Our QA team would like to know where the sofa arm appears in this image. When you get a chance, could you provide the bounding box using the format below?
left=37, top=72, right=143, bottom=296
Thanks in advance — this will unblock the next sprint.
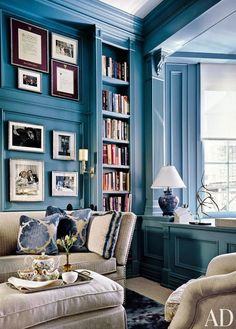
left=114, top=212, right=136, bottom=266
left=206, top=252, right=236, bottom=276
left=169, top=271, right=236, bottom=329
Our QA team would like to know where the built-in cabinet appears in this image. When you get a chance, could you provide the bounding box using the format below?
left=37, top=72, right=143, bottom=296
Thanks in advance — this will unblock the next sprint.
left=141, top=217, right=236, bottom=289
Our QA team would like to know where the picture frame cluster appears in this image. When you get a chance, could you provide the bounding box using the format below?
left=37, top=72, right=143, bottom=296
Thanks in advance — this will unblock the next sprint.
left=10, top=17, right=79, bottom=100
left=8, top=121, right=78, bottom=202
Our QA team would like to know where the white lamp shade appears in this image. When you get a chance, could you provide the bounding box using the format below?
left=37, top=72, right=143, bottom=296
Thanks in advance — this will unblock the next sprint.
left=151, top=165, right=186, bottom=189
left=79, top=149, right=88, bottom=161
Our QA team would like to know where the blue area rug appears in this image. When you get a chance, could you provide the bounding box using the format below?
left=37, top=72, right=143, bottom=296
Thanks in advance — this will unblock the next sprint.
left=125, top=289, right=170, bottom=329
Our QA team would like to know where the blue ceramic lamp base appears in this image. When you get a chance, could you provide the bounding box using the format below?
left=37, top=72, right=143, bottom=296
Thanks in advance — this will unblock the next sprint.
left=159, top=188, right=179, bottom=216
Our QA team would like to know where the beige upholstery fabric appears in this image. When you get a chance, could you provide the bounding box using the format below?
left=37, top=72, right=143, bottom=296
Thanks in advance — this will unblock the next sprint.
left=168, top=264, right=236, bottom=329
left=31, top=305, right=127, bottom=329
left=0, top=253, right=117, bottom=283
left=114, top=212, right=136, bottom=265
left=206, top=252, right=236, bottom=276
left=0, top=271, right=125, bottom=329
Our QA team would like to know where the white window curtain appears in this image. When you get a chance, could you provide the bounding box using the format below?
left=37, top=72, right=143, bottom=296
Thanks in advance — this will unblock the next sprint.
left=201, top=63, right=236, bottom=140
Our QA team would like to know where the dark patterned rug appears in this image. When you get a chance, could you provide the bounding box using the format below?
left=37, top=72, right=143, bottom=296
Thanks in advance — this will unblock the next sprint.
left=125, top=289, right=170, bottom=329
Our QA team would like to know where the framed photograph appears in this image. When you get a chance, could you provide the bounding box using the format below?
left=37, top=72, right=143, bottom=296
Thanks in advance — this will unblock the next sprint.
left=8, top=121, right=44, bottom=153
left=51, top=33, right=78, bottom=64
left=52, top=171, right=78, bottom=196
left=11, top=18, right=49, bottom=72
left=10, top=159, right=44, bottom=202
left=18, top=68, right=42, bottom=93
left=53, top=130, right=76, bottom=160
left=51, top=60, right=78, bottom=100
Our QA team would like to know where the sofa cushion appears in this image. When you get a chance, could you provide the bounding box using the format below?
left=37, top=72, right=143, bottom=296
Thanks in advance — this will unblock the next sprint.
left=46, top=206, right=92, bottom=251
left=0, top=253, right=117, bottom=284
left=87, top=211, right=122, bottom=259
left=16, top=214, right=60, bottom=255
left=0, top=271, right=124, bottom=329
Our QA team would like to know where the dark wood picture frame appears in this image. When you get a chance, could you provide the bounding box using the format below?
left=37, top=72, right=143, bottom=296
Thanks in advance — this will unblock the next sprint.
left=51, top=60, right=78, bottom=100
left=11, top=18, right=49, bottom=73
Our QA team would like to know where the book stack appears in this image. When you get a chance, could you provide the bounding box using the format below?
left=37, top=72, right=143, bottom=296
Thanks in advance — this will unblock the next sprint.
left=103, top=144, right=129, bottom=166
left=103, top=193, right=131, bottom=212
left=103, top=171, right=130, bottom=192
left=103, top=118, right=129, bottom=141
left=102, top=55, right=128, bottom=81
left=102, top=90, right=129, bottom=114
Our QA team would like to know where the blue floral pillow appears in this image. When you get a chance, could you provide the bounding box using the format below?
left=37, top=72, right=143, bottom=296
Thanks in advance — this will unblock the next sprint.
left=16, top=213, right=60, bottom=255
left=45, top=206, right=92, bottom=251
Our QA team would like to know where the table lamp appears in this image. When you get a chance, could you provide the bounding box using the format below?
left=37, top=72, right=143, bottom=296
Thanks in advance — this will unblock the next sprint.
left=151, top=165, right=186, bottom=216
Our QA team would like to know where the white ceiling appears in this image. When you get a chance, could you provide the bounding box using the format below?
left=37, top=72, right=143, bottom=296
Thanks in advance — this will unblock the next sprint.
left=98, top=0, right=164, bottom=18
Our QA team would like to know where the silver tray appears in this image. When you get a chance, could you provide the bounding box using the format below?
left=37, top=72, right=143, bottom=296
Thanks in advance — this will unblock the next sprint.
left=7, top=271, right=93, bottom=293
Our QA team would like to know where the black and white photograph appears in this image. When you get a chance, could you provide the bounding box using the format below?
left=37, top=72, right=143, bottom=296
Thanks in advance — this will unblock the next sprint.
left=8, top=121, right=44, bottom=153
left=51, top=33, right=78, bottom=64
left=53, top=130, right=76, bottom=160
left=10, top=159, right=44, bottom=201
left=52, top=171, right=78, bottom=196
left=18, top=68, right=42, bottom=93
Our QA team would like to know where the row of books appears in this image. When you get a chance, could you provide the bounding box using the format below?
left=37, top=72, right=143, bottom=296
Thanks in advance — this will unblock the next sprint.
left=103, top=194, right=132, bottom=212
left=103, top=171, right=130, bottom=192
left=102, top=90, right=130, bottom=114
left=103, top=144, right=129, bottom=166
left=102, top=55, right=128, bottom=81
left=103, top=118, right=129, bottom=141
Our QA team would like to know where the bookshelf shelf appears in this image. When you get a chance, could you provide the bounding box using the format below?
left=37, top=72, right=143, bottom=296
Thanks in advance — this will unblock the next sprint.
left=102, top=76, right=129, bottom=86
left=102, top=110, right=130, bottom=120
left=103, top=164, right=130, bottom=169
left=103, top=138, right=129, bottom=144
left=103, top=190, right=129, bottom=194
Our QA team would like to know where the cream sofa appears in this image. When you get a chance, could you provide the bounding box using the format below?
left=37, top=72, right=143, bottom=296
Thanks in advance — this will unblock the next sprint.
left=166, top=253, right=236, bottom=329
left=0, top=210, right=136, bottom=287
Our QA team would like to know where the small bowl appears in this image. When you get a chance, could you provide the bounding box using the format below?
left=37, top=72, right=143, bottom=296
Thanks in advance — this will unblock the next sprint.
left=18, top=268, right=35, bottom=280
left=62, top=271, right=78, bottom=284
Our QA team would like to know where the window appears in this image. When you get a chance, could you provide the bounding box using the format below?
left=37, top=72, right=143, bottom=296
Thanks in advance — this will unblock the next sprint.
left=201, top=64, right=236, bottom=213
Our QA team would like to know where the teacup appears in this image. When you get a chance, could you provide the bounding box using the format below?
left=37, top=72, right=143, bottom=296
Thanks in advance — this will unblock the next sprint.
left=62, top=271, right=78, bottom=284
left=18, top=268, right=35, bottom=280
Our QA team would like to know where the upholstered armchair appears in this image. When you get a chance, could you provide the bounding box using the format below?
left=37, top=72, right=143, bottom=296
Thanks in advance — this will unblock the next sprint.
left=165, top=253, right=236, bottom=329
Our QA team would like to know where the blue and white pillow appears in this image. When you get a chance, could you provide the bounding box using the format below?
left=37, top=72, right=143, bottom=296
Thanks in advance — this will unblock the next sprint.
left=87, top=211, right=122, bottom=259
left=16, top=213, right=60, bottom=255
left=46, top=206, right=92, bottom=251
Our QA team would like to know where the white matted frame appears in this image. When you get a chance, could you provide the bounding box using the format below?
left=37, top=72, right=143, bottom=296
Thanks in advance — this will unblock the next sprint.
left=8, top=121, right=44, bottom=153
left=53, top=130, right=76, bottom=160
left=10, top=159, right=44, bottom=202
left=18, top=68, right=42, bottom=93
left=52, top=171, right=78, bottom=196
left=51, top=33, right=78, bottom=64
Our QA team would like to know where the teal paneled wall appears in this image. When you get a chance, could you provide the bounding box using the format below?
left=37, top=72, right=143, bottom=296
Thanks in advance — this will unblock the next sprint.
left=0, top=0, right=145, bottom=213
left=165, top=63, right=199, bottom=213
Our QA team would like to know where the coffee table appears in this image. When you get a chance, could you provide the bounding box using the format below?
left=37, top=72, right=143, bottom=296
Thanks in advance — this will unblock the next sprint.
left=0, top=270, right=126, bottom=329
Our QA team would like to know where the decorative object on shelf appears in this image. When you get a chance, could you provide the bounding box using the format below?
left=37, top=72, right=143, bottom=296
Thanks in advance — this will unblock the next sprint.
left=51, top=171, right=78, bottom=196
left=192, top=172, right=219, bottom=225
left=79, top=149, right=94, bottom=176
left=51, top=32, right=78, bottom=65
left=10, top=159, right=44, bottom=202
left=53, top=130, right=76, bottom=160
left=51, top=60, right=78, bottom=100
left=8, top=121, right=44, bottom=153
left=10, top=18, right=49, bottom=72
left=56, top=235, right=77, bottom=272
left=151, top=165, right=186, bottom=216
left=18, top=68, right=42, bottom=93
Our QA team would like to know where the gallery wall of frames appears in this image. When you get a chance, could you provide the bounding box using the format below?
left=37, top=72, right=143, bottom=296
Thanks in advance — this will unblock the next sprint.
left=0, top=8, right=91, bottom=212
